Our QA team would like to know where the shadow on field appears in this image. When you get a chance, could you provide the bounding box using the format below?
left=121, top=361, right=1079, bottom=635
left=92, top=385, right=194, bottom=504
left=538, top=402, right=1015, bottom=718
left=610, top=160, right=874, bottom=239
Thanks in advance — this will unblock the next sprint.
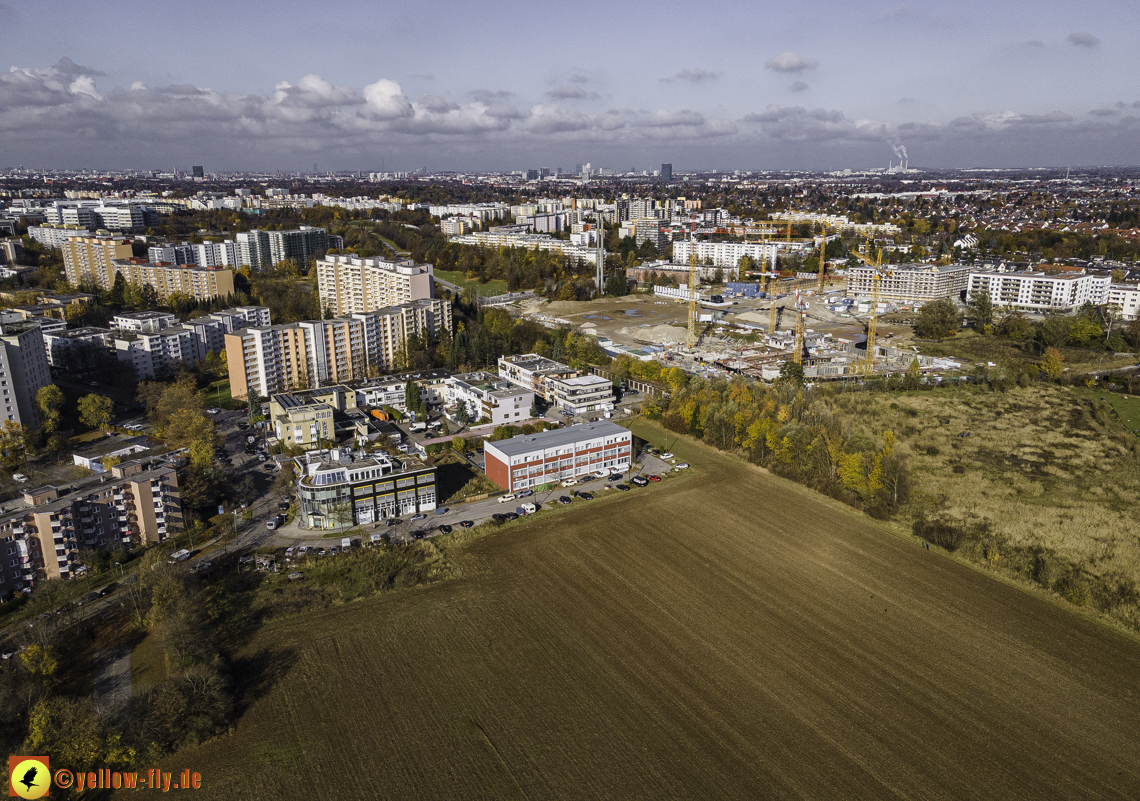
left=229, top=644, right=298, bottom=717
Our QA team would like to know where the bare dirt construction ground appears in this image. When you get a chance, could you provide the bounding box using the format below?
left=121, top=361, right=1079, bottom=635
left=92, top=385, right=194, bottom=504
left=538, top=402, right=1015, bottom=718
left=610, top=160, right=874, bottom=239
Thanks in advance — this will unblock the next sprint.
left=169, top=438, right=1140, bottom=800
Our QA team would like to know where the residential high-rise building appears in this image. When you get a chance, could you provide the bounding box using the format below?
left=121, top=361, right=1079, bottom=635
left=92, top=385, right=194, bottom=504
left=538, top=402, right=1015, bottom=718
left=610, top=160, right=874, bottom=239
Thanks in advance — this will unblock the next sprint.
left=148, top=243, right=197, bottom=266
left=316, top=254, right=435, bottom=317
left=0, top=459, right=182, bottom=593
left=349, top=299, right=452, bottom=374
left=192, top=166, right=204, bottom=178
left=267, top=226, right=329, bottom=267
left=661, top=163, right=672, bottom=181
left=236, top=230, right=271, bottom=268
left=107, top=258, right=235, bottom=302
left=225, top=300, right=452, bottom=399
left=61, top=236, right=135, bottom=287
left=0, top=321, right=52, bottom=427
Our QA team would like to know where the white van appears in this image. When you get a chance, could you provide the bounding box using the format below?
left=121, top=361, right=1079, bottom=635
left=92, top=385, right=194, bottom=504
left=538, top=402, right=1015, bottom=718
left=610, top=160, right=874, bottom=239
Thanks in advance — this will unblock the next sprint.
left=520, top=502, right=536, bottom=514
left=341, top=537, right=352, bottom=551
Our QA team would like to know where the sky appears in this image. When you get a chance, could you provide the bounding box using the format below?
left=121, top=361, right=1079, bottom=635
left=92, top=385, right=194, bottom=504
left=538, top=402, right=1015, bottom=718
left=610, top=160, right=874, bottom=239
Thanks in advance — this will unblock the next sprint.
left=2, top=0, right=1139, bottom=173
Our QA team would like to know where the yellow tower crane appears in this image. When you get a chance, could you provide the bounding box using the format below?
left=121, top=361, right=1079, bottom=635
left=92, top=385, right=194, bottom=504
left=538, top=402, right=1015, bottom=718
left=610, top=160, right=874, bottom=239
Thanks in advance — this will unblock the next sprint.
left=768, top=274, right=778, bottom=338
left=816, top=222, right=833, bottom=295
left=793, top=288, right=806, bottom=365
left=852, top=240, right=885, bottom=377
left=686, top=217, right=699, bottom=347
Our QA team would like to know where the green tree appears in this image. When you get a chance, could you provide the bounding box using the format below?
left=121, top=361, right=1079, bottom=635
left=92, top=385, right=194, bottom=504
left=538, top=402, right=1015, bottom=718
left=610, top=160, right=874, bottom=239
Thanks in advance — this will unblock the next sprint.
left=36, top=384, right=65, bottom=433
left=604, top=273, right=630, bottom=296
left=0, top=420, right=28, bottom=468
left=77, top=393, right=113, bottom=431
left=108, top=271, right=127, bottom=306
left=779, top=361, right=805, bottom=387
left=966, top=289, right=994, bottom=332
left=455, top=398, right=470, bottom=426
left=914, top=298, right=962, bottom=338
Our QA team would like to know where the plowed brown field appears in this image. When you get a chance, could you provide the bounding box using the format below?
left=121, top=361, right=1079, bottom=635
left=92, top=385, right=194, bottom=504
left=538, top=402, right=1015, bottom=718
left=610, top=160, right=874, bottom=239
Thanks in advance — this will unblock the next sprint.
left=169, top=450, right=1140, bottom=800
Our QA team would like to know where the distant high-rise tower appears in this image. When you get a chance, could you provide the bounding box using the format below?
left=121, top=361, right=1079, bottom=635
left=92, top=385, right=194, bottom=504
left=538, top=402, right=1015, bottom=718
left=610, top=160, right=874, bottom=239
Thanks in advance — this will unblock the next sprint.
left=192, top=165, right=204, bottom=178
left=526, top=169, right=539, bottom=180
left=661, top=163, right=672, bottom=181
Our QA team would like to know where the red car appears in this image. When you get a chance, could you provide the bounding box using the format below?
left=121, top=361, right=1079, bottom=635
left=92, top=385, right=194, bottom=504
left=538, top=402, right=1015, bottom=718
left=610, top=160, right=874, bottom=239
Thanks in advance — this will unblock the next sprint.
left=648, top=475, right=661, bottom=482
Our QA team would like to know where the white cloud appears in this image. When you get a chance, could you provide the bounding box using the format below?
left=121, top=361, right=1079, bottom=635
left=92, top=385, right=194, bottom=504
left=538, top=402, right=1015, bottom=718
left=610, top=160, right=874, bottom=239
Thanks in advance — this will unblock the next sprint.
left=1067, top=32, right=1100, bottom=48
left=790, top=81, right=809, bottom=92
left=764, top=52, right=817, bottom=74
left=469, top=88, right=514, bottom=103
left=361, top=78, right=414, bottom=120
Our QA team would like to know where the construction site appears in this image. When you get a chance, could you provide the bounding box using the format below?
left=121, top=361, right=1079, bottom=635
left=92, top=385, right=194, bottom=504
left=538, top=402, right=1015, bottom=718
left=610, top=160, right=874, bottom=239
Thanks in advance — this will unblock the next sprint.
left=511, top=229, right=964, bottom=383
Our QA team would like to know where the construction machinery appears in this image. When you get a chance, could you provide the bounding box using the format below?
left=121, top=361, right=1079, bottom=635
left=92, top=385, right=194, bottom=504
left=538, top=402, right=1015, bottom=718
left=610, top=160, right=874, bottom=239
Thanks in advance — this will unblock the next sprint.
left=816, top=222, right=834, bottom=294
left=793, top=288, right=806, bottom=365
left=852, top=240, right=887, bottom=376
left=686, top=216, right=699, bottom=347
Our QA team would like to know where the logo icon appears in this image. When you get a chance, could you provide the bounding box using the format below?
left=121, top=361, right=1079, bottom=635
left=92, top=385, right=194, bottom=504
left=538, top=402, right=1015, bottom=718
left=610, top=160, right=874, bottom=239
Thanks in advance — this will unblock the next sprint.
left=8, top=757, right=49, bottom=799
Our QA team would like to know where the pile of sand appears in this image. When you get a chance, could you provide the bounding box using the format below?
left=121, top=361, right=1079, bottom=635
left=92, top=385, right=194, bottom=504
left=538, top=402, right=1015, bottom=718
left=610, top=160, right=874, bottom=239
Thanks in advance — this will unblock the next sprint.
left=618, top=324, right=689, bottom=344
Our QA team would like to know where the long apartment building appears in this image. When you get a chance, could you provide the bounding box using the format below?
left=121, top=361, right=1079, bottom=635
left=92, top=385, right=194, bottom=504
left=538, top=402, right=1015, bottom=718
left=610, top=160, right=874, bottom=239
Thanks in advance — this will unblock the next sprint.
left=448, top=230, right=600, bottom=267
left=316, top=255, right=435, bottom=317
left=146, top=228, right=324, bottom=269
left=108, top=258, right=235, bottom=302
left=671, top=240, right=778, bottom=273
left=225, top=300, right=451, bottom=400
left=0, top=321, right=52, bottom=427
left=0, top=459, right=180, bottom=595
left=484, top=421, right=632, bottom=493
left=966, top=270, right=1111, bottom=314
left=497, top=354, right=614, bottom=417
left=61, top=235, right=135, bottom=286
left=1108, top=284, right=1140, bottom=321
left=846, top=263, right=972, bottom=305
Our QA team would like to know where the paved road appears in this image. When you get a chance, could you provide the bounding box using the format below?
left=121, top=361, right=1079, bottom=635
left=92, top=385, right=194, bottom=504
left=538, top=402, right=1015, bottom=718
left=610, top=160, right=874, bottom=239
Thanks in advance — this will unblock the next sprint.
left=93, top=645, right=131, bottom=710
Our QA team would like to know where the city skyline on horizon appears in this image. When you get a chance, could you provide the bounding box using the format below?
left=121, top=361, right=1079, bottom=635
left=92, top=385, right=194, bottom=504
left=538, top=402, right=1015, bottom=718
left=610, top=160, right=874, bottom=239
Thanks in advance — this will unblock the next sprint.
left=2, top=0, right=1139, bottom=173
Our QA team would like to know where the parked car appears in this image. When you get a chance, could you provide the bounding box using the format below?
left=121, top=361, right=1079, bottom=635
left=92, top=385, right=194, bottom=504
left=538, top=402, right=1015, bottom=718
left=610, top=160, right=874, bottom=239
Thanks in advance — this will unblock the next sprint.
left=76, top=592, right=99, bottom=606
left=559, top=495, right=572, bottom=505
left=561, top=478, right=578, bottom=487
left=631, top=476, right=648, bottom=486
left=674, top=462, right=689, bottom=469
left=648, top=474, right=661, bottom=482
left=505, top=512, right=519, bottom=520
left=578, top=491, right=593, bottom=500
left=99, top=583, right=117, bottom=597
left=410, top=513, right=426, bottom=521
left=608, top=473, right=623, bottom=481
left=285, top=547, right=296, bottom=558
left=266, top=519, right=277, bottom=530
left=519, top=502, right=536, bottom=514
left=459, top=520, right=474, bottom=529
left=498, top=493, right=516, bottom=503
left=386, top=517, right=402, bottom=527
left=12, top=473, right=27, bottom=483
left=297, top=546, right=308, bottom=555
left=438, top=524, right=453, bottom=534
left=516, top=489, right=534, bottom=498
left=328, top=546, right=339, bottom=556
left=435, top=507, right=450, bottom=515
left=615, top=484, right=630, bottom=492
left=661, top=452, right=674, bottom=460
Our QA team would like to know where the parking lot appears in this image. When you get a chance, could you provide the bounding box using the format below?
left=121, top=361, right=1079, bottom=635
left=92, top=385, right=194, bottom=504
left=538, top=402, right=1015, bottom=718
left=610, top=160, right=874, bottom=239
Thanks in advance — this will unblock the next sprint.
left=267, top=449, right=681, bottom=554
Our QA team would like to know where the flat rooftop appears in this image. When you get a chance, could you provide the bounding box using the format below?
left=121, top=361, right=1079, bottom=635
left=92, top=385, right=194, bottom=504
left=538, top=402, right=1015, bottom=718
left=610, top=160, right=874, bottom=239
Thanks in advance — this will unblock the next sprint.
left=486, top=421, right=629, bottom=458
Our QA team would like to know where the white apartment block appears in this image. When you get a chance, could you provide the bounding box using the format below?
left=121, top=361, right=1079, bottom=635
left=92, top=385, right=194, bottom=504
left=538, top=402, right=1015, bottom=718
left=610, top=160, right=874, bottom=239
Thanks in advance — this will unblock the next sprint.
left=445, top=372, right=533, bottom=426
left=440, top=216, right=478, bottom=236
left=107, top=259, right=235, bottom=302
left=448, top=231, right=599, bottom=267
left=498, top=354, right=577, bottom=399
left=43, top=327, right=113, bottom=367
left=846, top=264, right=971, bottom=304
left=1108, top=284, right=1140, bottom=321
left=768, top=211, right=901, bottom=237
left=114, top=326, right=197, bottom=380
left=671, top=240, right=778, bottom=274
left=548, top=374, right=615, bottom=417
left=0, top=322, right=52, bottom=427
left=111, top=311, right=178, bottom=334
left=148, top=243, right=197, bottom=265
left=966, top=271, right=1111, bottom=314
left=316, top=255, right=435, bottom=317
left=428, top=203, right=509, bottom=221
left=27, top=225, right=91, bottom=249
left=484, top=421, right=632, bottom=493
